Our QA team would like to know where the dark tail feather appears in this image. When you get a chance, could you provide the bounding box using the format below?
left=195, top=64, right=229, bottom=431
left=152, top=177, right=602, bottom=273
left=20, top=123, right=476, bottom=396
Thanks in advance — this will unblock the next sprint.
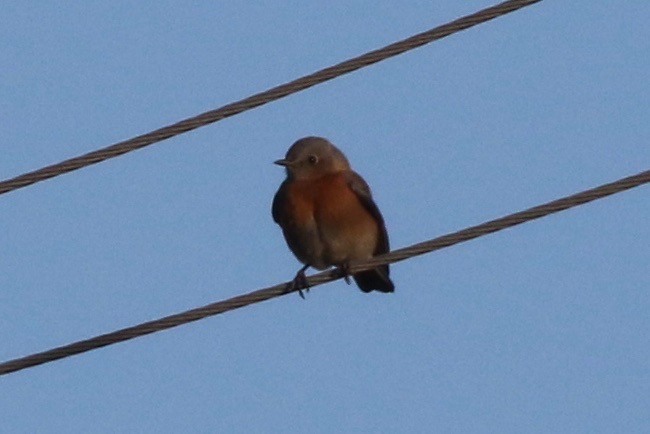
left=353, top=265, right=394, bottom=293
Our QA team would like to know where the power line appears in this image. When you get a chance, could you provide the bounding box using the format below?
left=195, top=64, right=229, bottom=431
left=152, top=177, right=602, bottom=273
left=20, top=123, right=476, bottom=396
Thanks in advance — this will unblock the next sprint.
left=0, top=0, right=541, bottom=197
left=1, top=168, right=647, bottom=376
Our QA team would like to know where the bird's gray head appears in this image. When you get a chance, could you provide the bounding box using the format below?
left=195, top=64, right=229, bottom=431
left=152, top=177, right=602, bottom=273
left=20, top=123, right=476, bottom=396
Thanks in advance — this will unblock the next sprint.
left=274, top=136, right=350, bottom=180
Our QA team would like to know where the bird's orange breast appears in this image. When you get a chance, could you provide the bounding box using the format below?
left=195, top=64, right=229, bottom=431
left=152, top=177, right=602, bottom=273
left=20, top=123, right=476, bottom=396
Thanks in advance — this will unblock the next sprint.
left=282, top=178, right=317, bottom=227
left=314, top=174, right=372, bottom=227
left=286, top=173, right=378, bottom=260
left=284, top=173, right=370, bottom=226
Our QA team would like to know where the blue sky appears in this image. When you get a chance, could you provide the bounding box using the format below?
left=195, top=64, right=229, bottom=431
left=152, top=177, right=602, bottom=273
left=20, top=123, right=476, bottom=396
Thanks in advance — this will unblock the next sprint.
left=1, top=1, right=649, bottom=433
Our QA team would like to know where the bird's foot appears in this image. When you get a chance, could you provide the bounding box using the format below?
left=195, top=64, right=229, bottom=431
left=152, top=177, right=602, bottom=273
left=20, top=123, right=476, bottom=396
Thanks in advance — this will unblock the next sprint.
left=287, top=265, right=310, bottom=299
left=338, top=263, right=352, bottom=285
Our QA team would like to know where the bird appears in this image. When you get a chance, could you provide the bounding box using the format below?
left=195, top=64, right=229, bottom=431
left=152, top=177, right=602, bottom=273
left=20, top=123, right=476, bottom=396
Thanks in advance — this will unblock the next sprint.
left=272, top=136, right=394, bottom=297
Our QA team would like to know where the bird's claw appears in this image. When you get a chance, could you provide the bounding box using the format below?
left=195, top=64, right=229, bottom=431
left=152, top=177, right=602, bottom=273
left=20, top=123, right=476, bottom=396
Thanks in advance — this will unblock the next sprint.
left=288, top=265, right=310, bottom=299
left=339, top=263, right=352, bottom=285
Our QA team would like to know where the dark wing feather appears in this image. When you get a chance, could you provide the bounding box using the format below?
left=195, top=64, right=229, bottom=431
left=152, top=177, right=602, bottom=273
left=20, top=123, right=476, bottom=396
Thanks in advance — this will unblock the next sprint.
left=345, top=171, right=390, bottom=255
left=272, top=180, right=289, bottom=225
left=345, top=171, right=394, bottom=293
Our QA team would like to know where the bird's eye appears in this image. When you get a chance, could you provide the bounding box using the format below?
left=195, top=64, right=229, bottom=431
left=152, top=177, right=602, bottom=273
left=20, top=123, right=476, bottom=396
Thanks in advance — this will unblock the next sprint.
left=308, top=155, right=318, bottom=165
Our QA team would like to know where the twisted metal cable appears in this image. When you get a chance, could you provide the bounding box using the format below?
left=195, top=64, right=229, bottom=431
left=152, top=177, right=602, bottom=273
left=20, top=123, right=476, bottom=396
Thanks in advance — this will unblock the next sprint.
left=0, top=0, right=541, bottom=196
left=1, top=168, right=647, bottom=376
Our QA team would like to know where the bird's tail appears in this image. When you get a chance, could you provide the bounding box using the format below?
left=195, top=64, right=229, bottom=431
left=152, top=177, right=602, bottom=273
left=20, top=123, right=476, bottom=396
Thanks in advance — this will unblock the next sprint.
left=353, top=265, right=394, bottom=293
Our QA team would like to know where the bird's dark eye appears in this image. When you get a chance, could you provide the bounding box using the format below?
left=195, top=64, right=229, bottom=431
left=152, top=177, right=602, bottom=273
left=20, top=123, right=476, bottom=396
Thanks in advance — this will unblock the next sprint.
left=308, top=155, right=318, bottom=165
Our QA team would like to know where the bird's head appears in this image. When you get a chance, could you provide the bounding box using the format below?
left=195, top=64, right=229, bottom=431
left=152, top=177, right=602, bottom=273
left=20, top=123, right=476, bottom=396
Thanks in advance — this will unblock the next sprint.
left=274, top=136, right=350, bottom=180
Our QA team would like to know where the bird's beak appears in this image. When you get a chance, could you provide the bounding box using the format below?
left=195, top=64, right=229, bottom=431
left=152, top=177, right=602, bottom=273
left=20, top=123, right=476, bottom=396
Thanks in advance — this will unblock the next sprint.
left=274, top=159, right=291, bottom=167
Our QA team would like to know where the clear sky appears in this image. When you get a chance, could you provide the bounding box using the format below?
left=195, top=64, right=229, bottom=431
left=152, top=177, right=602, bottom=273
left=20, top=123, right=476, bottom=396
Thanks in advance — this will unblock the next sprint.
left=1, top=1, right=649, bottom=433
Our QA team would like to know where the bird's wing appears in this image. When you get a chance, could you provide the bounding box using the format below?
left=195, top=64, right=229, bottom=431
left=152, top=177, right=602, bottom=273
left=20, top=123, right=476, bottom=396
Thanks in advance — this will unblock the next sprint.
left=272, top=180, right=289, bottom=225
left=345, top=171, right=390, bottom=255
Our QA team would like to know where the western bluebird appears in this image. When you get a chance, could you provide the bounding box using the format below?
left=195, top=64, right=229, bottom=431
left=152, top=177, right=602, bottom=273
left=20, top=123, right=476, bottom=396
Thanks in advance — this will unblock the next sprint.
left=272, top=136, right=395, bottom=296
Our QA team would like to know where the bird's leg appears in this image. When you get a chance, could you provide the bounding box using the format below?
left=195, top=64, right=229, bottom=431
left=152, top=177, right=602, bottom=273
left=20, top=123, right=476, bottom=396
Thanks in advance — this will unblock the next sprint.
left=339, top=262, right=352, bottom=285
left=289, top=264, right=311, bottom=299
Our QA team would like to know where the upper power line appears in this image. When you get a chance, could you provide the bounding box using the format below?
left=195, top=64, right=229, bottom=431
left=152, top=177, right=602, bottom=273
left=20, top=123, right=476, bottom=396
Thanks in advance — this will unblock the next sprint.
left=0, top=0, right=541, bottom=197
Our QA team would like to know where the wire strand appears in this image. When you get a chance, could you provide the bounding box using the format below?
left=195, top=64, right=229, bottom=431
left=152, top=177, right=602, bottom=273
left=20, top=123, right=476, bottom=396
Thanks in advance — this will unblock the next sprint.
left=1, top=168, right=647, bottom=376
left=0, top=0, right=541, bottom=197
